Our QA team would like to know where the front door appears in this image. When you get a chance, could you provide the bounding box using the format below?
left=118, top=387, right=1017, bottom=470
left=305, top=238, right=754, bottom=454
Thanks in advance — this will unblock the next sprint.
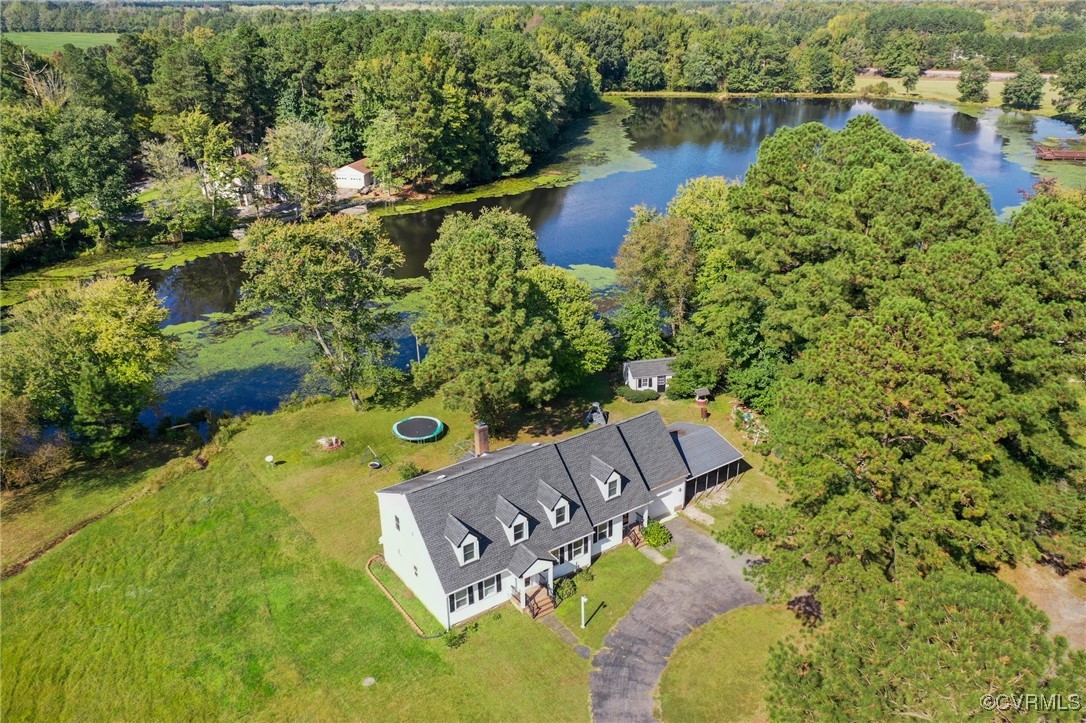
left=657, top=376, right=667, bottom=392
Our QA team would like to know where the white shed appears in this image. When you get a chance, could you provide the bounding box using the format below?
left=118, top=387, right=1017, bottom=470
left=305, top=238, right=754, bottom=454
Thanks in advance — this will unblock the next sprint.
left=334, top=158, right=374, bottom=191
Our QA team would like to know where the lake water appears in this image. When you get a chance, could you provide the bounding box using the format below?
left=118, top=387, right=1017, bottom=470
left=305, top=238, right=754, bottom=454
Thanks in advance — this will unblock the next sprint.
left=137, top=97, right=1082, bottom=420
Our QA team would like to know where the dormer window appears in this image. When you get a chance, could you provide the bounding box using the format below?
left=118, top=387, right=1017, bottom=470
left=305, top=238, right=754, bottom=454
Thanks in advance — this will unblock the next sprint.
left=445, top=514, right=479, bottom=566
left=590, top=456, right=622, bottom=501
left=606, top=476, right=619, bottom=499
left=537, top=479, right=570, bottom=529
left=496, top=495, right=530, bottom=546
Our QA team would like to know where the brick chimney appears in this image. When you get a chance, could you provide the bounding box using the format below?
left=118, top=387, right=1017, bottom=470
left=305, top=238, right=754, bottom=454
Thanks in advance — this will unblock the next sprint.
left=474, top=422, right=490, bottom=457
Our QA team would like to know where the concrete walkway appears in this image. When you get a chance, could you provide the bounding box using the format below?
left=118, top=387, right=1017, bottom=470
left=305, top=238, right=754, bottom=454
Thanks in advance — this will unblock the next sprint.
left=590, top=518, right=763, bottom=722
left=540, top=613, right=592, bottom=660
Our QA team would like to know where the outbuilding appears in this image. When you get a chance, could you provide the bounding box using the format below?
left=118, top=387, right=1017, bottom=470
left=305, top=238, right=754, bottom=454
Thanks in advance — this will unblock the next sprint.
left=334, top=158, right=374, bottom=191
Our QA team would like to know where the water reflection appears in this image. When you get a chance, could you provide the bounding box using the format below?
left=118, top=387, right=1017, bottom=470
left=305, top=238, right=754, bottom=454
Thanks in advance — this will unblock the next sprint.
left=381, top=96, right=1055, bottom=272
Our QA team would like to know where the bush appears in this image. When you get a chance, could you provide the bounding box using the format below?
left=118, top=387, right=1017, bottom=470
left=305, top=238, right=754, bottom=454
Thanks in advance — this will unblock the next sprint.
left=576, top=568, right=595, bottom=583
left=616, top=386, right=660, bottom=403
left=444, top=629, right=468, bottom=648
left=398, top=461, right=427, bottom=480
left=861, top=81, right=893, bottom=98
left=554, top=577, right=578, bottom=606
left=643, top=519, right=673, bottom=548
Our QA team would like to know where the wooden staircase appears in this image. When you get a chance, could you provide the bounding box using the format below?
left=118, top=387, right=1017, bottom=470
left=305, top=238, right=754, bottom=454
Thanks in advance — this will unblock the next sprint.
left=526, top=585, right=555, bottom=618
left=625, top=524, right=645, bottom=549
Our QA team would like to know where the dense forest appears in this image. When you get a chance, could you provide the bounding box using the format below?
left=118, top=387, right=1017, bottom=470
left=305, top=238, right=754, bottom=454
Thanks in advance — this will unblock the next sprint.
left=4, top=0, right=1086, bottom=251
left=607, top=116, right=1086, bottom=715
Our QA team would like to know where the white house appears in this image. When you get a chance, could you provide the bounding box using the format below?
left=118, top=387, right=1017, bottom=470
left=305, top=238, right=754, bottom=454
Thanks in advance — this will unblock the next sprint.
left=622, top=357, right=675, bottom=393
left=376, top=411, right=743, bottom=629
left=333, top=158, right=374, bottom=191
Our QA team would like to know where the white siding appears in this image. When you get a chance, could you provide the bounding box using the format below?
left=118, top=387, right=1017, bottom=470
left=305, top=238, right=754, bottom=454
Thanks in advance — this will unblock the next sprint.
left=334, top=168, right=372, bottom=190
left=448, top=572, right=514, bottom=626
left=376, top=492, right=449, bottom=628
left=552, top=536, right=592, bottom=578
left=649, top=481, right=686, bottom=520
left=590, top=515, right=623, bottom=556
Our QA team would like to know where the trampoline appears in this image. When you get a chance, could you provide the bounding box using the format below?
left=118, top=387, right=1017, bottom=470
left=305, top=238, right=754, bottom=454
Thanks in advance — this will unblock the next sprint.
left=392, top=416, right=445, bottom=443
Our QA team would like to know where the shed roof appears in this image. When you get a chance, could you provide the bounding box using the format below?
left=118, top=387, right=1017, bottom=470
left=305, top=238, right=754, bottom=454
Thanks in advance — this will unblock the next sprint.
left=623, top=357, right=676, bottom=379
left=340, top=158, right=373, bottom=174
left=667, top=422, right=744, bottom=478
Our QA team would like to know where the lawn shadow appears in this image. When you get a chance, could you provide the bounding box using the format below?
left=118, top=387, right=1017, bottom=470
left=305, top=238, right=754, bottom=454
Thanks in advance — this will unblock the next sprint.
left=499, top=373, right=619, bottom=438
left=585, top=601, right=607, bottom=627
left=1, top=438, right=196, bottom=519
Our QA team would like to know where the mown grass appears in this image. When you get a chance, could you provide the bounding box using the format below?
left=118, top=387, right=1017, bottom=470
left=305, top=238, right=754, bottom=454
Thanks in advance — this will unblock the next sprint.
left=865, top=75, right=1063, bottom=116
left=3, top=31, right=120, bottom=54
left=554, top=545, right=662, bottom=651
left=370, top=559, right=447, bottom=637
left=0, top=442, right=194, bottom=573
left=657, top=605, right=801, bottom=723
left=0, top=400, right=590, bottom=721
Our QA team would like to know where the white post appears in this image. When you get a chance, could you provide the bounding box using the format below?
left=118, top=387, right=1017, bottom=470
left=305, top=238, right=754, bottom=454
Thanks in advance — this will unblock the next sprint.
left=580, top=595, right=588, bottom=629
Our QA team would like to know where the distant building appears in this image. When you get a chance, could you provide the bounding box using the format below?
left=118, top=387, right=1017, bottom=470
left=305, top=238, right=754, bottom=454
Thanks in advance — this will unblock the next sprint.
left=231, top=153, right=283, bottom=206
left=334, top=158, right=374, bottom=191
left=622, top=357, right=675, bottom=393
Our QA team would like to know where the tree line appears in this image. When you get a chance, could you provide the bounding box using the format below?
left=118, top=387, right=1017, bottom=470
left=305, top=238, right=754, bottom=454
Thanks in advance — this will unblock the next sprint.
left=5, top=1, right=1086, bottom=254
left=607, top=115, right=1086, bottom=715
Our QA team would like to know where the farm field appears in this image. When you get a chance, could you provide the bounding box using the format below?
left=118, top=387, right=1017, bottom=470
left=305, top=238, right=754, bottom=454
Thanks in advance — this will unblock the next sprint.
left=4, top=31, right=120, bottom=53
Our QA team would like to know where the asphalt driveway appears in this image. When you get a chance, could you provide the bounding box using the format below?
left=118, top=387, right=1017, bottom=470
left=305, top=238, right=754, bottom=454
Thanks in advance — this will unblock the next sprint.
left=590, top=517, right=763, bottom=722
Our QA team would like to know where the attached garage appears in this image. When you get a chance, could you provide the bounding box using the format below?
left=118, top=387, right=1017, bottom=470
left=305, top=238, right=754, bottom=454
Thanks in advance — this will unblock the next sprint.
left=649, top=480, right=686, bottom=520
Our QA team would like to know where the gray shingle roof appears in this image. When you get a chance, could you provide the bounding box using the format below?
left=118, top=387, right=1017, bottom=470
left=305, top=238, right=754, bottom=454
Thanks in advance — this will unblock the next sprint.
left=623, top=357, right=675, bottom=380
left=494, top=495, right=521, bottom=527
left=589, top=455, right=615, bottom=483
left=507, top=544, right=553, bottom=577
left=537, top=479, right=563, bottom=511
left=668, top=422, right=744, bottom=478
left=444, top=514, right=471, bottom=546
left=379, top=411, right=698, bottom=593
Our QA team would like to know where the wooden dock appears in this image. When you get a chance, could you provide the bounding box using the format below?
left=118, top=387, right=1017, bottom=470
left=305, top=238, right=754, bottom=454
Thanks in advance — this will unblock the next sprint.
left=1034, top=146, right=1086, bottom=161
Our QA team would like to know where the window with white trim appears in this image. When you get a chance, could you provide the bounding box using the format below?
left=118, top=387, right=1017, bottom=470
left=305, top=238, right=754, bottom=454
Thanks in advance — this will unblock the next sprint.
left=638, top=377, right=651, bottom=389
left=394, top=515, right=400, bottom=531
left=606, top=476, right=620, bottom=499
left=480, top=574, right=502, bottom=599
left=593, top=520, right=613, bottom=543
left=450, top=586, right=473, bottom=612
left=511, top=519, right=527, bottom=543
left=552, top=536, right=590, bottom=564
left=554, top=502, right=568, bottom=526
left=461, top=539, right=477, bottom=563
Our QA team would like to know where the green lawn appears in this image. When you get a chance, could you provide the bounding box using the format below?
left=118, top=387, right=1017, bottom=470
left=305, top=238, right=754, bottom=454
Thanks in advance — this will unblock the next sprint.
left=554, top=545, right=662, bottom=651
left=370, top=559, right=446, bottom=637
left=0, top=444, right=195, bottom=575
left=3, top=32, right=120, bottom=54
left=861, top=75, right=1063, bottom=116
left=0, top=398, right=590, bottom=720
left=657, top=605, right=802, bottom=723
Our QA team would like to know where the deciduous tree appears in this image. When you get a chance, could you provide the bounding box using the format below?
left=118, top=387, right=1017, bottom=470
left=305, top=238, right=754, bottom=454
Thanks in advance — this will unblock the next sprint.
left=240, top=215, right=404, bottom=410
left=957, top=58, right=990, bottom=102
left=414, top=209, right=558, bottom=422
left=264, top=119, right=337, bottom=218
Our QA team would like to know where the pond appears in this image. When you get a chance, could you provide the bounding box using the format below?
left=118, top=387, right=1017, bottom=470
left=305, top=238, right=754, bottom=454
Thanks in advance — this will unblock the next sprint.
left=138, top=96, right=1083, bottom=422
